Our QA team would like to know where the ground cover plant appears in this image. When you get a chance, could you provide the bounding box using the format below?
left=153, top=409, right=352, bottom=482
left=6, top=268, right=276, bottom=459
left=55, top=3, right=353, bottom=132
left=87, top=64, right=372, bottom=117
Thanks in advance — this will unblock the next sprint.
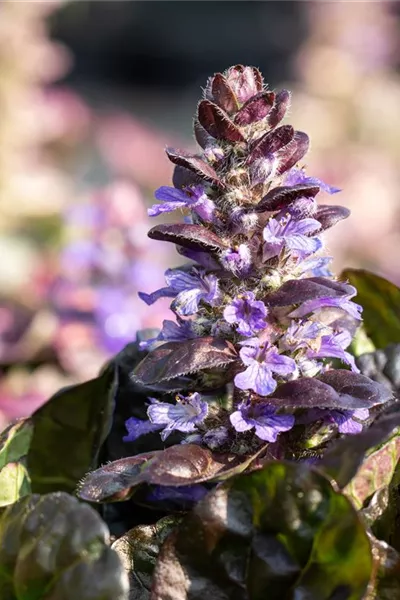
left=1, top=65, right=400, bottom=599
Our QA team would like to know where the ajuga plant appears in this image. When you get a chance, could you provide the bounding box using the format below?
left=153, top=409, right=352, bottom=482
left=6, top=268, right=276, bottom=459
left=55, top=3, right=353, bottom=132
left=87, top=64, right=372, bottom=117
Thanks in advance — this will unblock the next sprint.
left=2, top=66, right=400, bottom=600
left=114, top=65, right=391, bottom=458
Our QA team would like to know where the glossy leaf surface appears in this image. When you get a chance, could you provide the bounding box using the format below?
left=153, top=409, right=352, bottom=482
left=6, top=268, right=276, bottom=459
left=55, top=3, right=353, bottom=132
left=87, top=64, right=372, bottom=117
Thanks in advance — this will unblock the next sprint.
left=112, top=516, right=181, bottom=600
left=78, top=444, right=259, bottom=504
left=343, top=269, right=400, bottom=348
left=0, top=492, right=129, bottom=600
left=27, top=367, right=116, bottom=494
left=0, top=420, right=32, bottom=506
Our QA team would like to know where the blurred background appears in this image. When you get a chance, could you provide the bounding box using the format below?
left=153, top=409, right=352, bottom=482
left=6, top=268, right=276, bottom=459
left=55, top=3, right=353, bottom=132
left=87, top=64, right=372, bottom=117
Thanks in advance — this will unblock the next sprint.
left=0, top=0, right=399, bottom=428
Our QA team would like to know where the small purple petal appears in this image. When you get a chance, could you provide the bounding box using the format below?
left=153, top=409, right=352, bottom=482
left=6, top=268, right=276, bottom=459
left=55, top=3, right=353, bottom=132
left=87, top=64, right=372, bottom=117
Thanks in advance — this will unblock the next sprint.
left=230, top=400, right=294, bottom=441
left=148, top=201, right=187, bottom=217
left=307, top=331, right=360, bottom=373
left=138, top=287, right=176, bottom=306
left=172, top=288, right=205, bottom=316
left=223, top=292, right=267, bottom=337
left=147, top=393, right=208, bottom=441
left=220, top=244, right=252, bottom=277
left=164, top=269, right=202, bottom=292
left=235, top=362, right=277, bottom=396
left=235, top=342, right=297, bottom=395
left=284, top=167, right=341, bottom=194
left=300, top=408, right=369, bottom=435
left=263, top=215, right=322, bottom=260
left=230, top=410, right=254, bottom=432
left=155, top=186, right=191, bottom=203
left=296, top=256, right=333, bottom=278
left=289, top=296, right=362, bottom=320
left=123, top=416, right=162, bottom=442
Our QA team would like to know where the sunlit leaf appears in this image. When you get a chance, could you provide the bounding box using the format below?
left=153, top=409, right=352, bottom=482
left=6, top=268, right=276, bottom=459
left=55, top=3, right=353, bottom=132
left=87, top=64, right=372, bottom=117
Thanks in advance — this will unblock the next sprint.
left=151, top=462, right=372, bottom=600
left=343, top=269, right=400, bottom=348
left=77, top=444, right=264, bottom=504
left=319, top=411, right=400, bottom=490
left=112, top=516, right=181, bottom=600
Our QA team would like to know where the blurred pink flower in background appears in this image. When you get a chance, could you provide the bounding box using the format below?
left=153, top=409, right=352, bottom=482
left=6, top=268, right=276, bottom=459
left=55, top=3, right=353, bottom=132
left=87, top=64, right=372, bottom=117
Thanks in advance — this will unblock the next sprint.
left=0, top=2, right=172, bottom=424
left=52, top=180, right=170, bottom=380
left=287, top=1, right=400, bottom=280
left=97, top=113, right=185, bottom=191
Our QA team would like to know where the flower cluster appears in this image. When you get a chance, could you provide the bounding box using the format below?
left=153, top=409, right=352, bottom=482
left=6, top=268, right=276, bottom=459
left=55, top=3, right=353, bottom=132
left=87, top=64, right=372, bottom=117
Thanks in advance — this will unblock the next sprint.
left=125, top=66, right=377, bottom=455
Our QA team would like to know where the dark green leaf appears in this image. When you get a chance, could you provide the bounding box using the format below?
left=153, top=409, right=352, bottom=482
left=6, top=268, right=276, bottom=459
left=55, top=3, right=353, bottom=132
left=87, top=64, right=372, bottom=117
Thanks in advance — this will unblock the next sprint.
left=150, top=462, right=372, bottom=600
left=344, top=435, right=400, bottom=509
left=0, top=420, right=33, bottom=471
left=112, top=516, right=181, bottom=600
left=356, top=343, right=400, bottom=392
left=0, top=463, right=31, bottom=508
left=27, top=367, right=116, bottom=494
left=318, top=411, right=400, bottom=490
left=0, top=420, right=33, bottom=506
left=0, top=491, right=129, bottom=600
left=343, top=269, right=400, bottom=348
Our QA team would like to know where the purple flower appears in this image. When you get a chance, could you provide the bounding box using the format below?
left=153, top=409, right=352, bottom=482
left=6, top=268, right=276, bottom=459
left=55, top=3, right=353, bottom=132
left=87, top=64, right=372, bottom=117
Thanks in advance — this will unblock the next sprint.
left=220, top=244, right=252, bottom=276
left=61, top=240, right=98, bottom=273
left=234, top=339, right=297, bottom=396
left=295, top=256, right=333, bottom=278
left=148, top=185, right=215, bottom=221
left=96, top=287, right=140, bottom=353
left=263, top=215, right=322, bottom=260
left=139, top=268, right=220, bottom=316
left=223, top=292, right=268, bottom=337
left=147, top=393, right=208, bottom=441
left=123, top=416, right=163, bottom=442
left=302, top=408, right=369, bottom=435
left=307, top=330, right=359, bottom=372
left=139, top=318, right=197, bottom=350
left=280, top=320, right=322, bottom=353
left=289, top=293, right=362, bottom=321
left=283, top=167, right=341, bottom=195
left=331, top=408, right=369, bottom=434
left=230, top=399, right=294, bottom=441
